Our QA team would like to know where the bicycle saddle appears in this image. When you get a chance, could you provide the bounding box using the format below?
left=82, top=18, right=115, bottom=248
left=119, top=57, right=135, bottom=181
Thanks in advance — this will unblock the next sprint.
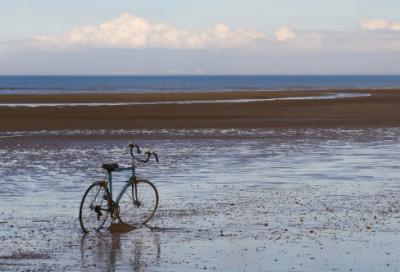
left=102, top=163, right=119, bottom=172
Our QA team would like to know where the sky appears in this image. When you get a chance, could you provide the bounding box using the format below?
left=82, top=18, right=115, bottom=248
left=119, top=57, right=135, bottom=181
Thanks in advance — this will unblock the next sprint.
left=1, top=0, right=400, bottom=75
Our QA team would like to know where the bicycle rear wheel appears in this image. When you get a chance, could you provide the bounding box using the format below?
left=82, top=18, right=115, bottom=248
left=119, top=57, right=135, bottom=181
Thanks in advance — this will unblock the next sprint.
left=118, top=179, right=159, bottom=225
left=79, top=182, right=110, bottom=233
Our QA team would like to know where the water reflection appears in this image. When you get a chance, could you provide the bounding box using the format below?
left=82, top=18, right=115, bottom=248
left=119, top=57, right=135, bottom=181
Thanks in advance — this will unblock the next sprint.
left=80, top=225, right=161, bottom=271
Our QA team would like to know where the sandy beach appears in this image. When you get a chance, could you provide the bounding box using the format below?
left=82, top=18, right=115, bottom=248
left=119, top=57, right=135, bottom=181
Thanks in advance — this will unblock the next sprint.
left=1, top=89, right=400, bottom=271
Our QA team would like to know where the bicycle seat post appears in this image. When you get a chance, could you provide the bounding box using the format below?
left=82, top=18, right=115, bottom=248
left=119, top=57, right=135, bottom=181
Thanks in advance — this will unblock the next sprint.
left=108, top=171, right=113, bottom=201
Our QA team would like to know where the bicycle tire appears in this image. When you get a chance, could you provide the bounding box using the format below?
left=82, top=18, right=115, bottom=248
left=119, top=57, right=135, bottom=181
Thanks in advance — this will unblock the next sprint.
left=79, top=182, right=111, bottom=233
left=117, top=179, right=159, bottom=225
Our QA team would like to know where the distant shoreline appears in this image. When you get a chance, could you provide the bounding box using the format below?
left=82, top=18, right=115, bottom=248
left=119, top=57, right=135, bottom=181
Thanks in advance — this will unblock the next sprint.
left=1, top=75, right=400, bottom=95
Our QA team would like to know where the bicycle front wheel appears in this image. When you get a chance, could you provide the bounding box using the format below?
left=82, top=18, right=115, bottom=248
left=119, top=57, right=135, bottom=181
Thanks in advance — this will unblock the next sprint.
left=118, top=179, right=159, bottom=225
left=79, top=182, right=110, bottom=233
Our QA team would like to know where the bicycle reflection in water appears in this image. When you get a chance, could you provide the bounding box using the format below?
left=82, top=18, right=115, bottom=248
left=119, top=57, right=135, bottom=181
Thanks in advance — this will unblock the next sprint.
left=80, top=224, right=161, bottom=271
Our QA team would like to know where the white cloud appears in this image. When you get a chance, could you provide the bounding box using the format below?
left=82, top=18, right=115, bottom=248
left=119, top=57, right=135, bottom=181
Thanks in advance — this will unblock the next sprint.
left=273, top=26, right=296, bottom=41
left=5, top=15, right=400, bottom=54
left=360, top=18, right=389, bottom=30
left=389, top=22, right=400, bottom=31
left=29, top=13, right=269, bottom=50
left=237, top=28, right=267, bottom=39
left=360, top=18, right=400, bottom=30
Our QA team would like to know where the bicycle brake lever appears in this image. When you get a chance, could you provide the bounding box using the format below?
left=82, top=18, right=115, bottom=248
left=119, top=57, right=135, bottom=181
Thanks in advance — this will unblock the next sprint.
left=145, top=147, right=155, bottom=154
left=129, top=139, right=137, bottom=147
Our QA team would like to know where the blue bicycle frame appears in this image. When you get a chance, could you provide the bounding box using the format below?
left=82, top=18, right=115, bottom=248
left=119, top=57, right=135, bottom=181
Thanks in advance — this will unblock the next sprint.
left=99, top=166, right=137, bottom=212
left=96, top=142, right=159, bottom=213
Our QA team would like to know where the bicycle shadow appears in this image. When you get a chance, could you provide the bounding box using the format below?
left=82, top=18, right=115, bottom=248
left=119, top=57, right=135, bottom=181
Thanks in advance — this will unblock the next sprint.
left=107, top=222, right=137, bottom=233
left=79, top=224, right=161, bottom=272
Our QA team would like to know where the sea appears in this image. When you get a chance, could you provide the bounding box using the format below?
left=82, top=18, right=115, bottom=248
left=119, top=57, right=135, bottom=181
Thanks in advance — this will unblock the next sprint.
left=0, top=75, right=400, bottom=94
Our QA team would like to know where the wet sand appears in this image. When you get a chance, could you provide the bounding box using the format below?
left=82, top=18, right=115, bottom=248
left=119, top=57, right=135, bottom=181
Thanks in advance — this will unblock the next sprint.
left=1, top=89, right=400, bottom=271
left=1, top=89, right=400, bottom=132
left=1, top=128, right=400, bottom=271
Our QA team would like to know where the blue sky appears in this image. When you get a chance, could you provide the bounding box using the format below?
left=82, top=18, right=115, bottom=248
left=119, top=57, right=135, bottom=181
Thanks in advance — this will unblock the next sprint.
left=2, top=0, right=400, bottom=40
left=1, top=0, right=400, bottom=74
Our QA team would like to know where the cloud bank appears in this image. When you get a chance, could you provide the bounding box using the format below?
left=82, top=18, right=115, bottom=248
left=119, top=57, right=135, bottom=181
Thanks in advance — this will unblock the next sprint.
left=360, top=18, right=400, bottom=31
left=29, top=13, right=275, bottom=50
left=15, top=14, right=399, bottom=53
left=1, top=15, right=400, bottom=75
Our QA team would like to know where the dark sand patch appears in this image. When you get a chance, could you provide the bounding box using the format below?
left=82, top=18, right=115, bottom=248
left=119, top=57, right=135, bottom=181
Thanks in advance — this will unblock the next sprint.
left=1, top=89, right=400, bottom=131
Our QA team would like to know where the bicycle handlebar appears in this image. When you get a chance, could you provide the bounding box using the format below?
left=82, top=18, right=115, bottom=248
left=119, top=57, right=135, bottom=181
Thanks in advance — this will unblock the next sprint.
left=129, top=142, right=159, bottom=163
left=129, top=144, right=141, bottom=157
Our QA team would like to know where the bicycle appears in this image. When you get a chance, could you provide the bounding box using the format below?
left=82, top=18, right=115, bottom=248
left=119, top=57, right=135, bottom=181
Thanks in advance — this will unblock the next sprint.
left=79, top=141, right=159, bottom=233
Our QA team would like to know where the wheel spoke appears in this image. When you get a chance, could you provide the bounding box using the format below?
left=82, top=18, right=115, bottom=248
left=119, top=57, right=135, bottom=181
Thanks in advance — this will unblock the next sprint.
left=118, top=180, right=158, bottom=225
left=79, top=184, right=109, bottom=232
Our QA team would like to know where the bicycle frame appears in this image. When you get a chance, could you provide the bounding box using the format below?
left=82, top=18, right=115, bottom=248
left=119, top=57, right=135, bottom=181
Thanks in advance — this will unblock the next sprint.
left=99, top=166, right=137, bottom=212
left=79, top=143, right=159, bottom=233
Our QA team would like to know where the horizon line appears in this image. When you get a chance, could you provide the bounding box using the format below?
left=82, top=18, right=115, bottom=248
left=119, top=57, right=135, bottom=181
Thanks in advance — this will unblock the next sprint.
left=1, top=74, right=400, bottom=76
